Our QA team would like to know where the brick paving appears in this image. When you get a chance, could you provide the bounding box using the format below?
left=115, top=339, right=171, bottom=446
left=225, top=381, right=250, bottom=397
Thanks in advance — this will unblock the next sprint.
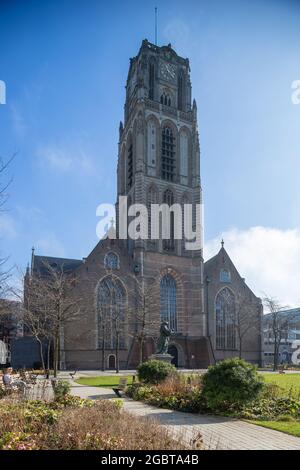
left=70, top=382, right=300, bottom=450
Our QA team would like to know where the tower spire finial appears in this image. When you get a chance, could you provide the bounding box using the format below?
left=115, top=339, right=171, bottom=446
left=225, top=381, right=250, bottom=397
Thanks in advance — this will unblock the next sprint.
left=155, top=6, right=158, bottom=46
left=31, top=246, right=35, bottom=275
left=221, top=239, right=224, bottom=248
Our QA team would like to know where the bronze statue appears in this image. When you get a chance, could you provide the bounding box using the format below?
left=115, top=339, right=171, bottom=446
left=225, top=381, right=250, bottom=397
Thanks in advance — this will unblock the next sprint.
left=156, top=321, right=172, bottom=354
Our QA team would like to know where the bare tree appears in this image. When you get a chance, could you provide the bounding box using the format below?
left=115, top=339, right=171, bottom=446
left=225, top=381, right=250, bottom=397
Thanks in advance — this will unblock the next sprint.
left=234, top=293, right=262, bottom=359
left=94, top=268, right=160, bottom=372
left=22, top=261, right=82, bottom=376
left=263, top=296, right=292, bottom=371
left=22, top=273, right=52, bottom=372
left=126, top=272, right=161, bottom=366
left=97, top=273, right=127, bottom=374
left=0, top=155, right=14, bottom=296
left=40, top=262, right=82, bottom=377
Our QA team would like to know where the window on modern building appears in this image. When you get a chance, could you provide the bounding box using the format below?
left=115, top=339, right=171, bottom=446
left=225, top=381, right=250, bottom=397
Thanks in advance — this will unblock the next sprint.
left=104, top=252, right=119, bottom=269
left=161, top=126, right=175, bottom=182
left=216, top=287, right=236, bottom=350
left=163, top=189, right=175, bottom=251
left=160, top=274, right=177, bottom=332
left=220, top=268, right=231, bottom=283
left=97, top=276, right=125, bottom=349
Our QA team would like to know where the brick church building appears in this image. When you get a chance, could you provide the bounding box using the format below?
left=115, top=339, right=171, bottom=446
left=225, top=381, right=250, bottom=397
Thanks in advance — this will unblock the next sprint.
left=28, top=40, right=263, bottom=369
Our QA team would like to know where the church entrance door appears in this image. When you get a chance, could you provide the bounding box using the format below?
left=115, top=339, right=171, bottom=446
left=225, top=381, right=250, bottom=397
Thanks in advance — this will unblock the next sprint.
left=108, top=354, right=116, bottom=369
left=168, top=345, right=178, bottom=367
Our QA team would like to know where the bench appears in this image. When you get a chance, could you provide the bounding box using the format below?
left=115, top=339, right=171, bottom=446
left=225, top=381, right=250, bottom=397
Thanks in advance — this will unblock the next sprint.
left=112, top=377, right=127, bottom=397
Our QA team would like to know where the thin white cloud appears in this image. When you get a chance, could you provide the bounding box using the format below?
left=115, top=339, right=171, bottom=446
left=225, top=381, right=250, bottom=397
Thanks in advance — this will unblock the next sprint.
left=37, top=146, right=72, bottom=171
left=205, top=226, right=300, bottom=308
left=10, top=103, right=28, bottom=138
left=36, top=144, right=94, bottom=174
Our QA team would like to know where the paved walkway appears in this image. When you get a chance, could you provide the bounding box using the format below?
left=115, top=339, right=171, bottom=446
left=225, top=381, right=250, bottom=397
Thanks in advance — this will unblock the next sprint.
left=70, top=382, right=300, bottom=450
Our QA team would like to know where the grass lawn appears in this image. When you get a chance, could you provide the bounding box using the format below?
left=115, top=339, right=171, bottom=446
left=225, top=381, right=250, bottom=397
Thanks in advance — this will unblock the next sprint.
left=261, top=373, right=300, bottom=394
left=249, top=419, right=300, bottom=438
left=76, top=376, right=134, bottom=388
left=250, top=374, right=300, bottom=437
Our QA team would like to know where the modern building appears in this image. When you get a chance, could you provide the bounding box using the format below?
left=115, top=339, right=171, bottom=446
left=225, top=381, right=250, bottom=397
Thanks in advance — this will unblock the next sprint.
left=0, top=299, right=23, bottom=365
left=263, top=308, right=300, bottom=364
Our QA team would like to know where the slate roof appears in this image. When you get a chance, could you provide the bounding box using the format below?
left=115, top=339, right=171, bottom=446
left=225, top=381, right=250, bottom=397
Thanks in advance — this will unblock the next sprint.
left=32, top=255, right=83, bottom=276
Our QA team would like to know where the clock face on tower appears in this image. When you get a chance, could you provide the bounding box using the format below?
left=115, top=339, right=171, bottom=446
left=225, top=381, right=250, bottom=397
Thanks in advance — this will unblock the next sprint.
left=160, top=62, right=176, bottom=82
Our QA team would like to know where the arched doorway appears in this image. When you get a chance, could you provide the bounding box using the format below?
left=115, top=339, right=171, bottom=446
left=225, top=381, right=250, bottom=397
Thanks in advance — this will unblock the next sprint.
left=168, top=345, right=178, bottom=367
left=108, top=354, right=116, bottom=370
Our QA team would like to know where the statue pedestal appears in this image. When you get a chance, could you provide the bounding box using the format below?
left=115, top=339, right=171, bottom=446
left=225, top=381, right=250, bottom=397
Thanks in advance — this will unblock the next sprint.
left=149, top=353, right=173, bottom=364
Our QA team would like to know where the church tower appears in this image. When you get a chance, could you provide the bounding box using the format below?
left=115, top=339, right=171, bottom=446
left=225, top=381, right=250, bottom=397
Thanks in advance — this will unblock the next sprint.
left=116, top=40, right=210, bottom=367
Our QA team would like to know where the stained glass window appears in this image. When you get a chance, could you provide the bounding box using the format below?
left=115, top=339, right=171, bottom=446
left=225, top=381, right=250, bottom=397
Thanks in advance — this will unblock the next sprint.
left=104, top=252, right=119, bottom=269
left=97, top=276, right=125, bottom=349
left=160, top=274, right=177, bottom=332
left=220, top=269, right=231, bottom=283
left=216, top=287, right=236, bottom=350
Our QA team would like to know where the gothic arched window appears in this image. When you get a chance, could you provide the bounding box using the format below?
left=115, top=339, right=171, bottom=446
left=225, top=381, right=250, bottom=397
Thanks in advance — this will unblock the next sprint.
left=178, top=70, right=185, bottom=110
left=216, top=287, right=236, bottom=350
left=97, top=276, right=125, bottom=349
left=163, top=189, right=175, bottom=251
left=161, top=126, right=175, bottom=182
left=147, top=120, right=157, bottom=171
left=160, top=274, right=177, bottom=332
left=147, top=185, right=158, bottom=246
left=127, top=135, right=133, bottom=189
left=160, top=92, right=171, bottom=107
left=149, top=59, right=155, bottom=100
left=104, top=252, right=119, bottom=269
left=179, top=130, right=188, bottom=179
left=181, top=193, right=190, bottom=253
left=220, top=269, right=231, bottom=283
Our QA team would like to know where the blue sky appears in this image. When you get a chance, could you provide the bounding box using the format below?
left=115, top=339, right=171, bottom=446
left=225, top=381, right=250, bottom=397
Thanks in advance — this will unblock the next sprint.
left=0, top=0, right=300, bottom=304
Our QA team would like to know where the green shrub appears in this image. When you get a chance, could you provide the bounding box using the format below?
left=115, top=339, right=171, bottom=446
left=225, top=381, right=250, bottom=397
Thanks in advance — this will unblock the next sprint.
left=201, top=358, right=264, bottom=412
left=126, top=383, right=153, bottom=401
left=239, top=396, right=300, bottom=420
left=52, top=380, right=71, bottom=401
left=111, top=398, right=124, bottom=410
left=137, top=360, right=177, bottom=384
left=55, top=394, right=93, bottom=408
left=126, top=376, right=208, bottom=414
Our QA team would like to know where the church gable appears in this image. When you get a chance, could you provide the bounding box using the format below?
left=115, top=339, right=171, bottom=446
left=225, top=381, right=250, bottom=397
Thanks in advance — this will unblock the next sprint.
left=204, top=245, right=259, bottom=302
left=204, top=243, right=262, bottom=364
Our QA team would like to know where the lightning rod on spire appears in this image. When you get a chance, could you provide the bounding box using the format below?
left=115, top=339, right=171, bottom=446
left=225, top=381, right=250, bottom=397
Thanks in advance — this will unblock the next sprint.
left=155, top=7, right=158, bottom=45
